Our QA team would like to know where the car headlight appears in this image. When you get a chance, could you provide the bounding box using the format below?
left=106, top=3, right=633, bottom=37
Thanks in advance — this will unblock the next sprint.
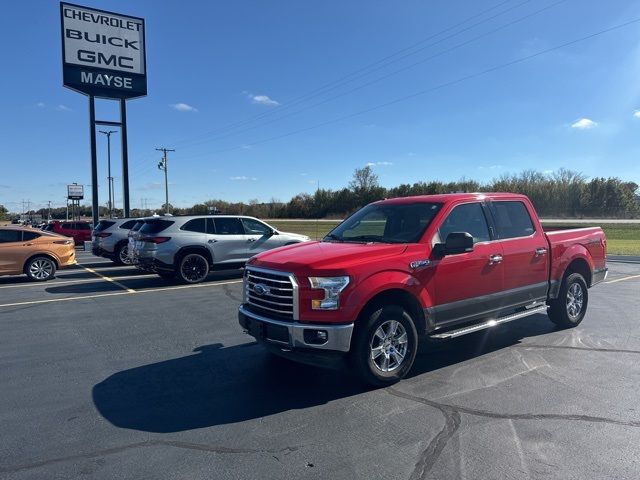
left=309, top=276, right=350, bottom=310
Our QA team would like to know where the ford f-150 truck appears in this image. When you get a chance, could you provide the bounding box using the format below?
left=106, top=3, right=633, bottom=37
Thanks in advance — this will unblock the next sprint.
left=238, top=193, right=607, bottom=386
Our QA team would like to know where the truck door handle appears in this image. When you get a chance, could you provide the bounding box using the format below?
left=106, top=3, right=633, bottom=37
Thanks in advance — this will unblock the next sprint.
left=489, top=254, right=503, bottom=264
left=208, top=239, right=217, bottom=244
left=535, top=247, right=547, bottom=256
left=247, top=238, right=256, bottom=243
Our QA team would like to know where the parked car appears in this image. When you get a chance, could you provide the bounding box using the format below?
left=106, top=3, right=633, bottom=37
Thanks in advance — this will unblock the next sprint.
left=92, top=218, right=141, bottom=265
left=133, top=215, right=310, bottom=283
left=238, top=193, right=608, bottom=386
left=44, top=221, right=92, bottom=245
left=0, top=226, right=76, bottom=281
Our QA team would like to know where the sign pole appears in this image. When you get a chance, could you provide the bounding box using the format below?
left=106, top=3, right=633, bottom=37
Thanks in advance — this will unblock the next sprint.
left=89, top=96, right=99, bottom=226
left=120, top=98, right=130, bottom=218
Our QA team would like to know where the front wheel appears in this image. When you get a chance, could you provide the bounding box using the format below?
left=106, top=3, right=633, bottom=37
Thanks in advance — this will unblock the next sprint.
left=176, top=253, right=210, bottom=284
left=548, top=272, right=588, bottom=328
left=349, top=305, right=418, bottom=387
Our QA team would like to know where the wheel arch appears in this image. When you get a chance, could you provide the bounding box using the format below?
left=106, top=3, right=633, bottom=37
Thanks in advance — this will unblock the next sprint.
left=356, top=288, right=429, bottom=335
left=563, top=257, right=592, bottom=287
left=23, top=253, right=59, bottom=273
left=175, top=245, right=213, bottom=266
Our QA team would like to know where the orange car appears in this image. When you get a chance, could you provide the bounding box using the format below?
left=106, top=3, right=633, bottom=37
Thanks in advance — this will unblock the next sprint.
left=0, top=226, right=76, bottom=281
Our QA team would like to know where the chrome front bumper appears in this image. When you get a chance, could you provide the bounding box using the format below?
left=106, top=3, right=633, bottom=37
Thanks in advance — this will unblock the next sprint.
left=238, top=305, right=354, bottom=352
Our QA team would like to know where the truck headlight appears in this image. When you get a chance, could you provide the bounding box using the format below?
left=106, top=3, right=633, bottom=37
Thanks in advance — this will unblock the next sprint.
left=309, top=276, right=350, bottom=310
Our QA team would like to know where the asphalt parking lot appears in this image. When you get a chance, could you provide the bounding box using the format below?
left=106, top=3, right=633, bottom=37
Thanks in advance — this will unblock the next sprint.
left=1, top=251, right=639, bottom=479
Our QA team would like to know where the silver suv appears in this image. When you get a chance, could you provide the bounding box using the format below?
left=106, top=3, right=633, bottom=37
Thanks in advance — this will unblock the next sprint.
left=132, top=215, right=309, bottom=283
left=92, top=218, right=141, bottom=265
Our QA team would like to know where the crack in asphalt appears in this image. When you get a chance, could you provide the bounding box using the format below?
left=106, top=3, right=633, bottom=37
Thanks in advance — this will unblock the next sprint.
left=222, top=283, right=243, bottom=303
left=387, top=385, right=640, bottom=480
left=514, top=344, right=640, bottom=355
left=0, top=440, right=301, bottom=474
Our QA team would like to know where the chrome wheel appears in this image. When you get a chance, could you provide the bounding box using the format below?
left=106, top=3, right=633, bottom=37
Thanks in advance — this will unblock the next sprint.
left=566, top=282, right=584, bottom=319
left=180, top=254, right=208, bottom=283
left=118, top=245, right=132, bottom=265
left=28, top=258, right=54, bottom=280
left=370, top=320, right=408, bottom=373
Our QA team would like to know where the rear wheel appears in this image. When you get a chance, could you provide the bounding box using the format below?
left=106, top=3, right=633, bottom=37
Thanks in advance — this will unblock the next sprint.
left=176, top=253, right=209, bottom=284
left=113, top=244, right=132, bottom=266
left=349, top=305, right=418, bottom=387
left=548, top=273, right=588, bottom=328
left=25, top=256, right=56, bottom=282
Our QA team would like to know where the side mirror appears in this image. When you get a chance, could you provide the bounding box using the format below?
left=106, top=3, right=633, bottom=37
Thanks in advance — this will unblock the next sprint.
left=442, top=232, right=474, bottom=255
left=269, top=229, right=278, bottom=236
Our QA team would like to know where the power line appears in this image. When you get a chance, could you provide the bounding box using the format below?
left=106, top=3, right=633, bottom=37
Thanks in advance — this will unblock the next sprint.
left=176, top=0, right=569, bottom=151
left=171, top=0, right=534, bottom=149
left=178, top=17, right=640, bottom=161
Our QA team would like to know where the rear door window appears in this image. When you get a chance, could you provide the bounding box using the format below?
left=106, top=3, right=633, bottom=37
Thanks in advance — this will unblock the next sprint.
left=22, top=231, right=41, bottom=241
left=213, top=218, right=244, bottom=235
left=139, top=220, right=174, bottom=234
left=490, top=201, right=535, bottom=239
left=75, top=223, right=92, bottom=230
left=119, top=220, right=137, bottom=230
left=0, top=230, right=22, bottom=243
left=61, top=223, right=73, bottom=230
left=181, top=218, right=208, bottom=233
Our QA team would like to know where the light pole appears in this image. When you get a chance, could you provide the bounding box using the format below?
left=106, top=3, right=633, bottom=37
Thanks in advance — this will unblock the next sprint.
left=99, top=130, right=117, bottom=218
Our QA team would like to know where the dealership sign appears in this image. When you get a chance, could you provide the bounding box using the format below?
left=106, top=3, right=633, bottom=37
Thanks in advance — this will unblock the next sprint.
left=60, top=2, right=146, bottom=99
left=67, top=184, right=84, bottom=200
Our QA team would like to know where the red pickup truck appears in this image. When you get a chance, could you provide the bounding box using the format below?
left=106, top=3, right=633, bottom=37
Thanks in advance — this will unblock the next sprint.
left=239, top=193, right=607, bottom=386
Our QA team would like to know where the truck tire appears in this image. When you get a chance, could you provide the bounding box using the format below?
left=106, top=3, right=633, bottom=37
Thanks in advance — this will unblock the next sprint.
left=176, top=253, right=210, bottom=284
left=350, top=305, right=418, bottom=387
left=25, top=256, right=57, bottom=282
left=548, top=272, right=588, bottom=328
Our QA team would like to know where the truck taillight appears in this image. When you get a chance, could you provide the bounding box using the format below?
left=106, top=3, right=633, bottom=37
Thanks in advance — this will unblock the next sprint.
left=142, top=236, right=171, bottom=244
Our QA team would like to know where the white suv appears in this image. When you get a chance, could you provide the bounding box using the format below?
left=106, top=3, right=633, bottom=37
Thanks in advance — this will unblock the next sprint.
left=132, top=215, right=309, bottom=283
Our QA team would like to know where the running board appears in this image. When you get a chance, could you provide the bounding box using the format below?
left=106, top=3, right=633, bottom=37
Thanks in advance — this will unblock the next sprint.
left=429, top=305, right=549, bottom=340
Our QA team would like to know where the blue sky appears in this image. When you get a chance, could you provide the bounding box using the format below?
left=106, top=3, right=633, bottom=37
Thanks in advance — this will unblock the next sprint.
left=1, top=0, right=640, bottom=213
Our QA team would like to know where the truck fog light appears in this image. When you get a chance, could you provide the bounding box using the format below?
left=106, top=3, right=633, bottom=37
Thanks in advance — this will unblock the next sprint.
left=304, top=329, right=328, bottom=345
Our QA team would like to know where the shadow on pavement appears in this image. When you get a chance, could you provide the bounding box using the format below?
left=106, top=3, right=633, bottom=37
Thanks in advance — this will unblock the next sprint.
left=93, top=315, right=557, bottom=433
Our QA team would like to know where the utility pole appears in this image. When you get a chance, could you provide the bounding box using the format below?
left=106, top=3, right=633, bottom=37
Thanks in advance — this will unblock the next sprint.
left=156, top=148, right=175, bottom=214
left=47, top=201, right=52, bottom=221
left=99, top=130, right=117, bottom=218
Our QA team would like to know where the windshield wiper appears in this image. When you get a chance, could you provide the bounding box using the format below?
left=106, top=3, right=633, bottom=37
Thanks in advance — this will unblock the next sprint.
left=323, top=233, right=342, bottom=242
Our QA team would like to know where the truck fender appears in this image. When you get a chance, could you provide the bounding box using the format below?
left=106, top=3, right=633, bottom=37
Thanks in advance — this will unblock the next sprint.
left=550, top=244, right=594, bottom=298
left=346, top=270, right=433, bottom=334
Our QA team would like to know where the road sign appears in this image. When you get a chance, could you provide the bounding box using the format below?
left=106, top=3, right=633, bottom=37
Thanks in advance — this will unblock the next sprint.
left=67, top=184, right=84, bottom=200
left=60, top=2, right=147, bottom=99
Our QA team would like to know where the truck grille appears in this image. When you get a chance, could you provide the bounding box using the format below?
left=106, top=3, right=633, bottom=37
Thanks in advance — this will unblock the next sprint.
left=244, top=267, right=298, bottom=320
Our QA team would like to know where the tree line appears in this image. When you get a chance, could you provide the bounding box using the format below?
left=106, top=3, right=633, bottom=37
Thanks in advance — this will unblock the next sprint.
left=7, top=167, right=640, bottom=221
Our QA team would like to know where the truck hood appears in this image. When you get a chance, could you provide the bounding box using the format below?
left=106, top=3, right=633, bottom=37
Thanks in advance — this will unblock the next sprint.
left=250, top=241, right=408, bottom=273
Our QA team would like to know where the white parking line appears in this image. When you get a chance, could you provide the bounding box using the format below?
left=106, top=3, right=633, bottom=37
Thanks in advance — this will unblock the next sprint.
left=80, top=266, right=136, bottom=293
left=0, top=279, right=243, bottom=309
left=0, top=274, right=152, bottom=290
left=604, top=274, right=640, bottom=284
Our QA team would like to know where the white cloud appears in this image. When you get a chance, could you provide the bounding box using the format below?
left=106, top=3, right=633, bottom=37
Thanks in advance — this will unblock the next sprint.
left=571, top=118, right=597, bottom=129
left=633, top=110, right=640, bottom=119
left=56, top=104, right=71, bottom=111
left=366, top=161, right=393, bottom=167
left=230, top=176, right=258, bottom=181
left=478, top=164, right=503, bottom=171
left=36, top=102, right=46, bottom=108
left=240, top=144, right=252, bottom=150
left=248, top=94, right=279, bottom=106
left=300, top=173, right=308, bottom=176
left=170, top=103, right=198, bottom=112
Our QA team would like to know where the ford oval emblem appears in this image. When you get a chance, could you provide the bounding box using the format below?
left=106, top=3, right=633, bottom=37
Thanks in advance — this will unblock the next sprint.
left=253, top=283, right=270, bottom=296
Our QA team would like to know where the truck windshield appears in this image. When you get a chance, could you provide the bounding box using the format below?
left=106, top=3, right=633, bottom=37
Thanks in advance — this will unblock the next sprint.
left=325, top=202, right=442, bottom=244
